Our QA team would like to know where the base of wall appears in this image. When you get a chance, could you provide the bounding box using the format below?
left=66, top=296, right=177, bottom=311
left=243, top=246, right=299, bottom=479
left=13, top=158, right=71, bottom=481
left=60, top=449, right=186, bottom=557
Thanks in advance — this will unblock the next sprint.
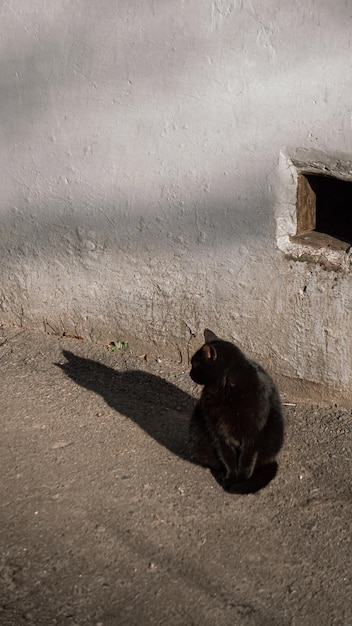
left=276, top=374, right=351, bottom=406
left=2, top=321, right=351, bottom=405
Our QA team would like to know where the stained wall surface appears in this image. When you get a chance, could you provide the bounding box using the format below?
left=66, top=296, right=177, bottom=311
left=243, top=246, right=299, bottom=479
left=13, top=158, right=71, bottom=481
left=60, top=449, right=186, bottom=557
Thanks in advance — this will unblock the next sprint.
left=1, top=1, right=352, bottom=400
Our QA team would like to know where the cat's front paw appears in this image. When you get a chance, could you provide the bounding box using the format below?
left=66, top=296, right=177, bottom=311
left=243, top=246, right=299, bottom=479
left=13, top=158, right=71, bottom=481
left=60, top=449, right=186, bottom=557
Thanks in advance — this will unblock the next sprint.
left=211, top=468, right=227, bottom=486
left=236, top=469, right=253, bottom=482
left=221, top=473, right=240, bottom=491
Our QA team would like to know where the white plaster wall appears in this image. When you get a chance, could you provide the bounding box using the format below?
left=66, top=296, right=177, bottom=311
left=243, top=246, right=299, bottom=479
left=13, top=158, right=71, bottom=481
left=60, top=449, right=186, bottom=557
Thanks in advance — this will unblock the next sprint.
left=1, top=0, right=352, bottom=399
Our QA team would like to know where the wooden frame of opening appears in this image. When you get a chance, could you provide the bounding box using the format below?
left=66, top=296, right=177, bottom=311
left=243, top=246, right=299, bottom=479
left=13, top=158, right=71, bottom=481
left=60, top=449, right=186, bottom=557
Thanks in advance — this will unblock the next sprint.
left=290, top=173, right=352, bottom=252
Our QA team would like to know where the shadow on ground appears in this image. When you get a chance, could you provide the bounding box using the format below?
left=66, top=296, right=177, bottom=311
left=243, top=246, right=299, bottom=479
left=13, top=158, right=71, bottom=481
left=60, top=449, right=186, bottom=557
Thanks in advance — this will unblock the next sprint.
left=57, top=350, right=281, bottom=495
left=57, top=350, right=195, bottom=462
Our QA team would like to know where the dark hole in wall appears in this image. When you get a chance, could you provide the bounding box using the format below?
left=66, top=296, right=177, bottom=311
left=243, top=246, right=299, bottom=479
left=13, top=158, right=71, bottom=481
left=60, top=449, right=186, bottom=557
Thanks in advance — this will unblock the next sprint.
left=307, top=174, right=352, bottom=245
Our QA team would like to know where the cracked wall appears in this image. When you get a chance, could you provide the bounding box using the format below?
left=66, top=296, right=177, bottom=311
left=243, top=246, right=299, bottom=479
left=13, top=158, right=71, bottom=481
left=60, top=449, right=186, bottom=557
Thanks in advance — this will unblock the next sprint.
left=1, top=1, right=352, bottom=400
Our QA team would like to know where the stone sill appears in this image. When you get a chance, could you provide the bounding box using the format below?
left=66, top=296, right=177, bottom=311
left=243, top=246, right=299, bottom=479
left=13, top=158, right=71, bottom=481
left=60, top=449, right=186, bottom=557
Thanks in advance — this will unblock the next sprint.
left=279, top=233, right=352, bottom=272
left=289, top=231, right=351, bottom=253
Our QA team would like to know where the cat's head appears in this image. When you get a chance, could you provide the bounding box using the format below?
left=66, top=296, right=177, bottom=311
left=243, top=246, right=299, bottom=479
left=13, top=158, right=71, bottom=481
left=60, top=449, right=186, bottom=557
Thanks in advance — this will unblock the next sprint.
left=190, top=329, right=229, bottom=386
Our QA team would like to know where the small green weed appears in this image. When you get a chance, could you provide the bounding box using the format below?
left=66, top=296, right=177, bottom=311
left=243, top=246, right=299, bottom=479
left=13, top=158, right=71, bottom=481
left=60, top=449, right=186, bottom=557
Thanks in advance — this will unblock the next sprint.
left=108, top=340, right=129, bottom=352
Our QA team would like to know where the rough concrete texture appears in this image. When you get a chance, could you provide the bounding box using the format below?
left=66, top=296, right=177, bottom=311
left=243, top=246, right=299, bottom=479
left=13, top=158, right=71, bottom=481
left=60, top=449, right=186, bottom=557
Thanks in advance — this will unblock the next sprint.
left=0, top=327, right=351, bottom=626
left=1, top=1, right=352, bottom=400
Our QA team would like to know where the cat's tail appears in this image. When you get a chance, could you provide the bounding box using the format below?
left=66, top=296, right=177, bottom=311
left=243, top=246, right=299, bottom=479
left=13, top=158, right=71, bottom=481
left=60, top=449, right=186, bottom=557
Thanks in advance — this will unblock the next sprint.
left=224, top=461, right=278, bottom=494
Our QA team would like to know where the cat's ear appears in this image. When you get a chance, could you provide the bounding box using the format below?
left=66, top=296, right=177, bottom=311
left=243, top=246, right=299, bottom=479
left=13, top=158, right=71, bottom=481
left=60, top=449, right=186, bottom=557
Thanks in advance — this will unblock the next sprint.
left=202, top=344, right=217, bottom=361
left=204, top=329, right=218, bottom=343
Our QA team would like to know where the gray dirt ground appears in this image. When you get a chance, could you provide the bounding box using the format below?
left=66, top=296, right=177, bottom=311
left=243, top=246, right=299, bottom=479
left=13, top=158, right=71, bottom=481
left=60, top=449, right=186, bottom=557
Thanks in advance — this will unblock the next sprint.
left=0, top=326, right=351, bottom=626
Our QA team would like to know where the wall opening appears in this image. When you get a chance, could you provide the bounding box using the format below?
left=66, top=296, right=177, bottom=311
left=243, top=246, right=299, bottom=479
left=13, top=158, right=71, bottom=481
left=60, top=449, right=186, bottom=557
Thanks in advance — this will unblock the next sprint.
left=291, top=174, right=352, bottom=251
left=275, top=150, right=352, bottom=271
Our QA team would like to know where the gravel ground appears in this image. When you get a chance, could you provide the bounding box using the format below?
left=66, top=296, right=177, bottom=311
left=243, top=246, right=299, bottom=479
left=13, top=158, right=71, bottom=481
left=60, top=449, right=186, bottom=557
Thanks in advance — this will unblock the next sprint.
left=0, top=326, right=351, bottom=626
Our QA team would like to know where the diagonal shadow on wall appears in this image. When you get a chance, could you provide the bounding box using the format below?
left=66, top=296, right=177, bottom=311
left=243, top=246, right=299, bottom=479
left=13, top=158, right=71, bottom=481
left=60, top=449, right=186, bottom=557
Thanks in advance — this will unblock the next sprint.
left=57, top=350, right=195, bottom=462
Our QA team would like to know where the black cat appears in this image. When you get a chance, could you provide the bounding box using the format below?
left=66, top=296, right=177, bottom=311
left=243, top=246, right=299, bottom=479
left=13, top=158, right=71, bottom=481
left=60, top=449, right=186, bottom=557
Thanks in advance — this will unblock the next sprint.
left=189, top=329, right=284, bottom=493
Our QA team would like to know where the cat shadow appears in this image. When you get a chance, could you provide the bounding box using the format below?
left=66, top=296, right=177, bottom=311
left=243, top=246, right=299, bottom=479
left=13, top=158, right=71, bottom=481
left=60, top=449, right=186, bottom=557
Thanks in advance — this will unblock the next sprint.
left=57, top=350, right=195, bottom=463
left=57, top=351, right=278, bottom=494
